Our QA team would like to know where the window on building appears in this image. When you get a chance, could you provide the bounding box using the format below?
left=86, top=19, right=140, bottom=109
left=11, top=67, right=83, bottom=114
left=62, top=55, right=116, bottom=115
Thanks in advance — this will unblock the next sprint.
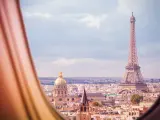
left=59, top=98, right=62, bottom=101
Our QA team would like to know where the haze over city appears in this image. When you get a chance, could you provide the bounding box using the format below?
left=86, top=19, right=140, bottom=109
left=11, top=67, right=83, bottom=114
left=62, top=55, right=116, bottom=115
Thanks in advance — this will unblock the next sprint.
left=21, top=0, right=160, bottom=78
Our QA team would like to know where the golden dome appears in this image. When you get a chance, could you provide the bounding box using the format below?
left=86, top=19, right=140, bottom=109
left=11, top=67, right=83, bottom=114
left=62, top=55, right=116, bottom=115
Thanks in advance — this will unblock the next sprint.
left=54, top=72, right=67, bottom=86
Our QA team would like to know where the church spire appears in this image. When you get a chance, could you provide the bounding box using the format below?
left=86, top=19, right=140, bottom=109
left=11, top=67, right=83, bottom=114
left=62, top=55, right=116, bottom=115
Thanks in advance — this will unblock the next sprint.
left=80, top=88, right=89, bottom=112
left=77, top=87, right=91, bottom=120
left=81, top=88, right=88, bottom=106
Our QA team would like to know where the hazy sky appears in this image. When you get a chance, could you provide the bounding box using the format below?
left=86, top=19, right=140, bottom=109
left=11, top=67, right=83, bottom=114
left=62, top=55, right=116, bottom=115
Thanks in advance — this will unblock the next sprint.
left=21, top=0, right=160, bottom=78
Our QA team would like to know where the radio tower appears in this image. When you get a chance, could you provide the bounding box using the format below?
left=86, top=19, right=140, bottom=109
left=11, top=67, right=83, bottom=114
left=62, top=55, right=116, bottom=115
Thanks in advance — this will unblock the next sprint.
left=120, top=12, right=148, bottom=91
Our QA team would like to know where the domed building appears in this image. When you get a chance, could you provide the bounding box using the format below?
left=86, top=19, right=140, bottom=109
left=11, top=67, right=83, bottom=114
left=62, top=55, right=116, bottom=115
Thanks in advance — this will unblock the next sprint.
left=52, top=72, right=68, bottom=107
left=52, top=72, right=81, bottom=110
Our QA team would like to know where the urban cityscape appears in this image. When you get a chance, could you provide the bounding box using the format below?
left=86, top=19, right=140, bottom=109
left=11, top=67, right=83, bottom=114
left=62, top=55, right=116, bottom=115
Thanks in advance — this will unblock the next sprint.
left=0, top=1, right=160, bottom=120
left=39, top=13, right=160, bottom=120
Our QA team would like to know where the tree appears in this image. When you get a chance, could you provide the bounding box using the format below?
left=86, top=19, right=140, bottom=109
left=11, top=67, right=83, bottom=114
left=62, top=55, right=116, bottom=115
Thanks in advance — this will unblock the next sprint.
left=92, top=101, right=102, bottom=107
left=131, top=94, right=143, bottom=104
left=103, top=118, right=111, bottom=120
left=106, top=118, right=112, bottom=120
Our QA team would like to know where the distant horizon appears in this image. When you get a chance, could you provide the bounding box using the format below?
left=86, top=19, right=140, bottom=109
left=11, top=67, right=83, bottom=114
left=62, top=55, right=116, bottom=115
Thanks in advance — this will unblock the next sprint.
left=38, top=76, right=160, bottom=79
left=39, top=76, right=160, bottom=85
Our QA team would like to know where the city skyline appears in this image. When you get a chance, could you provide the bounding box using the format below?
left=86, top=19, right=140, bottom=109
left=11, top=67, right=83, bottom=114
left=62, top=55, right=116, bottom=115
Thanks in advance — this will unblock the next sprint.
left=21, top=0, right=160, bottom=78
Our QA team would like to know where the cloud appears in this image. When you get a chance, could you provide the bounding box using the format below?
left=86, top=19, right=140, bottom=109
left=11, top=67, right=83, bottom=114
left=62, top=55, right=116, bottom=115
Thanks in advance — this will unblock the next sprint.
left=24, top=12, right=52, bottom=19
left=34, top=57, right=160, bottom=78
left=34, top=57, right=126, bottom=77
left=21, top=0, right=160, bottom=77
left=21, top=0, right=116, bottom=15
left=117, top=0, right=152, bottom=15
left=24, top=12, right=107, bottom=29
left=78, top=14, right=107, bottom=29
left=52, top=58, right=76, bottom=66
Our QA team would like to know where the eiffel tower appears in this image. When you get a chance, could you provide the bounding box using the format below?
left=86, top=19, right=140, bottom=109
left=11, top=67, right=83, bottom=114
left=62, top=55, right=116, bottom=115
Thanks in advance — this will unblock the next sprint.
left=119, top=12, right=148, bottom=92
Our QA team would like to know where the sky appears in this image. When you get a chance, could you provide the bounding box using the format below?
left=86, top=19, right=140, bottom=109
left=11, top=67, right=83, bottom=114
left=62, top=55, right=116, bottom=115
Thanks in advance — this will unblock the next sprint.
left=20, top=0, right=160, bottom=78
